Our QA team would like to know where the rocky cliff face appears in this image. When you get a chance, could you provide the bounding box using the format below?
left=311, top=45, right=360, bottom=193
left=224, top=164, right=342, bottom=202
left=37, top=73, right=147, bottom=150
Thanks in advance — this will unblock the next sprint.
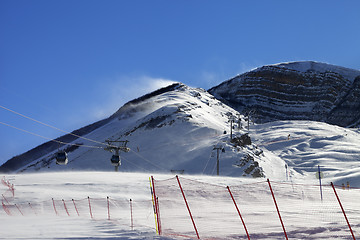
left=327, top=76, right=360, bottom=126
left=209, top=61, right=360, bottom=127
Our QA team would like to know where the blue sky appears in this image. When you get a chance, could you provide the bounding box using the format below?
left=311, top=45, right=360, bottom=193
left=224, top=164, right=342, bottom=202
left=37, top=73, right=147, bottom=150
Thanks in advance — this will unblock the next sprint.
left=1, top=0, right=360, bottom=165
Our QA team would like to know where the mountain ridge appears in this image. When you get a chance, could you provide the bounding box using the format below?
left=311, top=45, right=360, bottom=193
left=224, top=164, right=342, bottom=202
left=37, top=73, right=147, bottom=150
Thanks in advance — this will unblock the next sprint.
left=209, top=61, right=360, bottom=126
left=273, top=61, right=360, bottom=81
left=0, top=83, right=184, bottom=173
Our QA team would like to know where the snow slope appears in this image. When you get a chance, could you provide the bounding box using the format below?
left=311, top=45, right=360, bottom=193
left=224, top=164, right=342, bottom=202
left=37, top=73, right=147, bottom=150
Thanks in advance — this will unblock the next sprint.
left=1, top=171, right=359, bottom=239
left=250, top=120, right=360, bottom=187
left=14, top=84, right=265, bottom=179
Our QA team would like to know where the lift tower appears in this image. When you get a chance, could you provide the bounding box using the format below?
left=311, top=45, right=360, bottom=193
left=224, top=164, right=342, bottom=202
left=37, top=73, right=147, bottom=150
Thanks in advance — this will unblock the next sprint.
left=213, top=144, right=225, bottom=176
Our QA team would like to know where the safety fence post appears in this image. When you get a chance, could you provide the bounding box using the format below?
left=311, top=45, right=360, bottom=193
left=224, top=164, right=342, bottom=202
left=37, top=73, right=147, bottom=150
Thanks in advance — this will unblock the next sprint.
left=2, top=201, right=11, bottom=215
left=11, top=185, right=15, bottom=196
left=130, top=199, right=134, bottom=230
left=2, top=194, right=10, bottom=204
left=267, top=179, right=288, bottom=240
left=176, top=175, right=200, bottom=239
left=15, top=204, right=24, bottom=216
left=149, top=178, right=158, bottom=234
left=107, top=196, right=110, bottom=220
left=72, top=199, right=79, bottom=216
left=227, top=186, right=250, bottom=240
left=88, top=196, right=93, bottom=219
left=29, top=202, right=37, bottom=215
left=331, top=182, right=356, bottom=240
left=151, top=176, right=161, bottom=235
left=52, top=198, right=58, bottom=215
left=2, top=177, right=15, bottom=197
left=318, top=165, right=323, bottom=201
left=62, top=199, right=70, bottom=216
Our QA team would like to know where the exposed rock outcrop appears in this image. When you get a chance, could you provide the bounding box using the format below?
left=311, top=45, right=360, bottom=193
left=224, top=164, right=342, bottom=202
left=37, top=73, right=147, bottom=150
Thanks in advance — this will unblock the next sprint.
left=209, top=62, right=360, bottom=127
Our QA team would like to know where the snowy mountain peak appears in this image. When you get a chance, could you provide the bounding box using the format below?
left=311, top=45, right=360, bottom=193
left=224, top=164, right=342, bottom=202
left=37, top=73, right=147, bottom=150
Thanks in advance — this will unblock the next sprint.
left=2, top=83, right=266, bottom=179
left=271, top=61, right=360, bottom=81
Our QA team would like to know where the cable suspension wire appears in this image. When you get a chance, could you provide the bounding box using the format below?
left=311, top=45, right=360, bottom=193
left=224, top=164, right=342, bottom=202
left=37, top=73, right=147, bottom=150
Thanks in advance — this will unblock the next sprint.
left=2, top=106, right=174, bottom=172
left=2, top=118, right=167, bottom=170
left=202, top=150, right=214, bottom=174
left=0, top=121, right=102, bottom=149
left=0, top=105, right=110, bottom=147
left=120, top=156, right=149, bottom=172
left=129, top=149, right=167, bottom=171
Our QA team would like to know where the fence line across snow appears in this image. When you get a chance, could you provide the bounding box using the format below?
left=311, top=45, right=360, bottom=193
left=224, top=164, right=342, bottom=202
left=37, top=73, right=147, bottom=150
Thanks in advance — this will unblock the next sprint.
left=1, top=195, right=154, bottom=230
left=2, top=175, right=360, bottom=239
left=152, top=176, right=359, bottom=239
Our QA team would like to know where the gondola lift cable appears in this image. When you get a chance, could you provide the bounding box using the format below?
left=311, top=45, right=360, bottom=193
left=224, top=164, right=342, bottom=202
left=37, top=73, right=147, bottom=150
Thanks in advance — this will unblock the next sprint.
left=0, top=105, right=114, bottom=148
left=0, top=121, right=102, bottom=149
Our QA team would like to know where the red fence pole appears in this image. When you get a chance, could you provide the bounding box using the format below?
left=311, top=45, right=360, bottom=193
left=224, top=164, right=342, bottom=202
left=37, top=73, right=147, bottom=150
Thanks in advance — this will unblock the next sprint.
left=2, top=194, right=9, bottom=204
left=72, top=199, right=79, bottom=216
left=15, top=204, right=24, bottom=216
left=88, top=196, right=93, bottom=219
left=176, top=175, right=200, bottom=239
left=2, top=201, right=11, bottom=215
left=331, top=182, right=356, bottom=240
left=267, top=179, right=288, bottom=240
left=107, top=196, right=110, bottom=220
left=149, top=177, right=159, bottom=234
left=52, top=198, right=58, bottom=215
left=227, top=186, right=250, bottom=240
left=1, top=177, right=5, bottom=186
left=10, top=184, right=15, bottom=197
left=151, top=176, right=161, bottom=235
left=62, top=199, right=70, bottom=216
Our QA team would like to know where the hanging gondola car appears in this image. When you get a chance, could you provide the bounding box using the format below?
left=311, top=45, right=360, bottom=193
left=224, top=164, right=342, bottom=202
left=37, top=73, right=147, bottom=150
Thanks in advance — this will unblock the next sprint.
left=111, top=155, right=121, bottom=166
left=56, top=151, right=68, bottom=165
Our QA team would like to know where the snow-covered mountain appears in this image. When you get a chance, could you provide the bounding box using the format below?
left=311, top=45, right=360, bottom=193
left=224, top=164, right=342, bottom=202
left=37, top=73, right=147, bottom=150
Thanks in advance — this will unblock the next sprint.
left=0, top=83, right=265, bottom=178
left=209, top=61, right=360, bottom=127
left=2, top=62, right=360, bottom=185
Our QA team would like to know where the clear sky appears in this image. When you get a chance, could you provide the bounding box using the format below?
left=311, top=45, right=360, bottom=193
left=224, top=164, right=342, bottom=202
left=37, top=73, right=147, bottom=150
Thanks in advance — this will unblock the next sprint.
left=1, top=0, right=360, bottom=165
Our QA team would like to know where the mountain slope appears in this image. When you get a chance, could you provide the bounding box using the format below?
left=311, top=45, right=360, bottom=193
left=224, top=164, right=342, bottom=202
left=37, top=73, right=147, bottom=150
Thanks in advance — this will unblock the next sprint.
left=250, top=120, right=360, bottom=187
left=1, top=83, right=266, bottom=178
left=209, top=61, right=360, bottom=127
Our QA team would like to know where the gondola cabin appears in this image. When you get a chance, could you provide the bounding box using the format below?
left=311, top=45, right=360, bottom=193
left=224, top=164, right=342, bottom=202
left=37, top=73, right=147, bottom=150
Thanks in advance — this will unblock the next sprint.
left=56, top=151, right=68, bottom=165
left=111, top=155, right=121, bottom=166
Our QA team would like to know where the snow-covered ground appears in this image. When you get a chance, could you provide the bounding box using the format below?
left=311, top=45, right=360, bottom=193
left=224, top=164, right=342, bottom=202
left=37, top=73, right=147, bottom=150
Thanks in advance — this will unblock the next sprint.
left=1, top=171, right=359, bottom=239
left=250, top=120, right=360, bottom=187
left=1, top=172, right=164, bottom=239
